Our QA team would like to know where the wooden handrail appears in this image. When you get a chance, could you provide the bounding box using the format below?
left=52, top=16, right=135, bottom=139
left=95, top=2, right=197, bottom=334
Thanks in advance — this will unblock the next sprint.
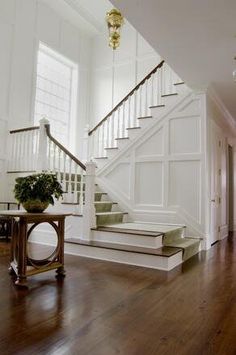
left=44, top=124, right=86, bottom=171
left=88, top=60, right=165, bottom=136
left=10, top=126, right=40, bottom=134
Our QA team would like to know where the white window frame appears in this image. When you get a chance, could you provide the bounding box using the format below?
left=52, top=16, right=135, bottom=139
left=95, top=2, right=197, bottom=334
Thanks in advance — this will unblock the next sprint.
left=33, top=42, right=78, bottom=152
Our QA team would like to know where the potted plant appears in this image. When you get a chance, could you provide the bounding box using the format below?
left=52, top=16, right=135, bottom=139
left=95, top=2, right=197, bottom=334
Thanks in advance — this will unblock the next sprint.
left=14, top=173, right=63, bottom=213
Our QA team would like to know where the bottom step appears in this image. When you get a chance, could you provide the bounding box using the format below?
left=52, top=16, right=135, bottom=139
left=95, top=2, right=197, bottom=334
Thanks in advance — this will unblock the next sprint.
left=65, top=238, right=183, bottom=271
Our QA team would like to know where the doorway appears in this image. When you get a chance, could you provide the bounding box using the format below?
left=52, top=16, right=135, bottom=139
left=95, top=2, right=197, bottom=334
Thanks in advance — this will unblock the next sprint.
left=228, top=145, right=234, bottom=232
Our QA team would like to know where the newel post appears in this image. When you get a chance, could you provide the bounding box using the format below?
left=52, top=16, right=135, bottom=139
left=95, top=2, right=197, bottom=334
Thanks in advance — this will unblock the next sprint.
left=82, top=161, right=96, bottom=240
left=37, top=117, right=49, bottom=172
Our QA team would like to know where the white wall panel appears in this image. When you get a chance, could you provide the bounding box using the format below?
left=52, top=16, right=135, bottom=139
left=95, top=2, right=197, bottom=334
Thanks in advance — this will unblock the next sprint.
left=114, top=63, right=135, bottom=106
left=0, top=23, right=13, bottom=118
left=169, top=116, right=200, bottom=154
left=37, top=2, right=60, bottom=49
left=0, top=0, right=15, bottom=25
left=106, top=162, right=131, bottom=199
left=169, top=161, right=200, bottom=221
left=135, top=161, right=163, bottom=206
left=136, top=128, right=164, bottom=157
left=60, top=21, right=79, bottom=62
left=90, top=68, right=113, bottom=124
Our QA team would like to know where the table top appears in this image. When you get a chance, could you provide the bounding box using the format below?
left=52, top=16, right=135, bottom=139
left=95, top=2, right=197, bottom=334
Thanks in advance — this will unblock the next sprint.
left=0, top=210, right=72, bottom=219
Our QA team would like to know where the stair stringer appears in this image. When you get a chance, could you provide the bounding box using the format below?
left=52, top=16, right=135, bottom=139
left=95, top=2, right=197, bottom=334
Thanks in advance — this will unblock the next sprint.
left=96, top=90, right=207, bottom=243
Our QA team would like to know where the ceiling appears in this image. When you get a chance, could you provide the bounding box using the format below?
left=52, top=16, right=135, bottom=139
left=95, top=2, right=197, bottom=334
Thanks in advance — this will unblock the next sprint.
left=42, top=0, right=112, bottom=35
left=110, top=0, right=236, bottom=120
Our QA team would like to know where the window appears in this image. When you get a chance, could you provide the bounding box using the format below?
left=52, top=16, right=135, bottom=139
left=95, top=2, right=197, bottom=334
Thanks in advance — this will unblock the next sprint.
left=34, top=43, right=78, bottom=149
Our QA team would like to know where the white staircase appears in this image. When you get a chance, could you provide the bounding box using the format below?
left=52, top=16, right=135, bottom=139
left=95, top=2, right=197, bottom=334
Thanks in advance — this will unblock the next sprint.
left=5, top=60, right=201, bottom=271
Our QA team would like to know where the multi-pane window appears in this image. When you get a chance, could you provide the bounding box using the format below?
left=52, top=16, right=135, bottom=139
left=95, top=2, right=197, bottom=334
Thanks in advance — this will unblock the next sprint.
left=34, top=43, right=78, bottom=148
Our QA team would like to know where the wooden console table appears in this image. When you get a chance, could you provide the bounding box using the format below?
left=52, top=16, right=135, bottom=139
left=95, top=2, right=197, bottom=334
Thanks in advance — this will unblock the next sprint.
left=0, top=211, right=71, bottom=288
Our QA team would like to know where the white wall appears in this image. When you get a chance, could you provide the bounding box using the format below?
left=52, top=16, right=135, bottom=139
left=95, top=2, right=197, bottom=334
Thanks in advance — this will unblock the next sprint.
left=0, top=0, right=92, bottom=199
left=89, top=21, right=161, bottom=128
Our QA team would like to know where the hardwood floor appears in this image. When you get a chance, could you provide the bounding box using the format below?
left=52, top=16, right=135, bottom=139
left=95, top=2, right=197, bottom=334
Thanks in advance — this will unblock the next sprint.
left=0, top=235, right=236, bottom=355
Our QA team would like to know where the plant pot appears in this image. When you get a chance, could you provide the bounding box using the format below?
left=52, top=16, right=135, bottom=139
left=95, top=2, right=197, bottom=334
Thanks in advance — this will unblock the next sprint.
left=22, top=200, right=49, bottom=213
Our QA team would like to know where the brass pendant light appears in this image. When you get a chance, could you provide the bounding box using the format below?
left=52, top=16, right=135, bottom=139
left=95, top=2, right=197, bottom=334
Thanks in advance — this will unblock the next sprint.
left=106, top=9, right=124, bottom=50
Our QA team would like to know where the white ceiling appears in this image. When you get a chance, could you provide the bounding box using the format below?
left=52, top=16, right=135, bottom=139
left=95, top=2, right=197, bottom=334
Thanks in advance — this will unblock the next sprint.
left=110, top=0, right=236, bottom=120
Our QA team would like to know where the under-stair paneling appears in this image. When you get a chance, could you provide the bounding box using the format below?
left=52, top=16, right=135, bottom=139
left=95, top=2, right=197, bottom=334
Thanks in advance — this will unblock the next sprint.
left=135, top=162, right=163, bottom=206
left=97, top=92, right=207, bottom=238
left=136, top=128, right=164, bottom=156
left=169, top=116, right=200, bottom=154
left=168, top=161, right=201, bottom=222
left=106, top=162, right=131, bottom=200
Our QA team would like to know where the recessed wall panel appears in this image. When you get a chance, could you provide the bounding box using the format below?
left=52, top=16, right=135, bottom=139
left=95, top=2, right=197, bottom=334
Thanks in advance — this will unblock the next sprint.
left=106, top=163, right=130, bottom=199
left=136, top=128, right=163, bottom=157
left=169, top=116, right=200, bottom=154
left=169, top=161, right=200, bottom=220
left=135, top=162, right=163, bottom=205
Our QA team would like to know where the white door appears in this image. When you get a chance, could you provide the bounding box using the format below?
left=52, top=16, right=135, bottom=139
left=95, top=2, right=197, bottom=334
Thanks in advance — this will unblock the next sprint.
left=210, top=123, right=222, bottom=244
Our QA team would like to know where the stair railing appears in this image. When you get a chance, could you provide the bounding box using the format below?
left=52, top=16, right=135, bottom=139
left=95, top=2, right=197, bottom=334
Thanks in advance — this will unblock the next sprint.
left=88, top=60, right=181, bottom=159
left=8, top=119, right=96, bottom=224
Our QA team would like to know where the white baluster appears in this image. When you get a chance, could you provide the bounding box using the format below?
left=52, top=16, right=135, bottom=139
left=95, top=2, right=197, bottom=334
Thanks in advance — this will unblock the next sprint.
left=122, top=101, right=126, bottom=137
left=117, top=107, right=120, bottom=139
left=139, top=85, right=143, bottom=117
left=74, top=162, right=78, bottom=203
left=68, top=158, right=72, bottom=197
left=145, top=80, right=148, bottom=116
left=63, top=152, right=66, bottom=193
left=128, top=96, right=131, bottom=128
left=79, top=167, right=84, bottom=213
left=111, top=112, right=114, bottom=147
left=101, top=122, right=105, bottom=157
left=53, top=142, right=56, bottom=171
left=151, top=73, right=154, bottom=107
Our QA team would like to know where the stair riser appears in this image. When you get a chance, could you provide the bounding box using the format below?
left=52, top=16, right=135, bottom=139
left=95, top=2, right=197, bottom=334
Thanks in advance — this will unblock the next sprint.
left=105, top=149, right=119, bottom=159
left=126, top=128, right=141, bottom=140
left=138, top=118, right=155, bottom=129
left=149, top=106, right=166, bottom=118
left=94, top=158, right=108, bottom=168
left=92, top=230, right=163, bottom=248
left=116, top=139, right=129, bottom=150
left=95, top=203, right=113, bottom=213
left=174, top=84, right=188, bottom=95
left=63, top=192, right=106, bottom=203
left=163, top=228, right=185, bottom=244
left=182, top=241, right=200, bottom=261
left=96, top=213, right=124, bottom=226
left=161, top=95, right=178, bottom=106
left=64, top=242, right=183, bottom=271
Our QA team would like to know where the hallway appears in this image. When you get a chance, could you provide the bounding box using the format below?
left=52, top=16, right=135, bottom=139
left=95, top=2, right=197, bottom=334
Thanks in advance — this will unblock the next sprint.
left=0, top=235, right=235, bottom=355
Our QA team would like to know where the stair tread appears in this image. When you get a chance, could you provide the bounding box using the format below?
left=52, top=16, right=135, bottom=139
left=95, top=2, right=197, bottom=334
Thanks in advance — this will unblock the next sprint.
left=65, top=238, right=182, bottom=257
left=94, top=222, right=184, bottom=234
left=126, top=127, right=141, bottom=130
left=161, top=93, right=178, bottom=97
left=96, top=211, right=127, bottom=216
left=174, top=82, right=185, bottom=86
left=105, top=147, right=118, bottom=150
left=149, top=104, right=165, bottom=108
left=94, top=201, right=117, bottom=204
left=92, top=226, right=163, bottom=237
left=137, top=115, right=152, bottom=120
left=115, top=137, right=129, bottom=140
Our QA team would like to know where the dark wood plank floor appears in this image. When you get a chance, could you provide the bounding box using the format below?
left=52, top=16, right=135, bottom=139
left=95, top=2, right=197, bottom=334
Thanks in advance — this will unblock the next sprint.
left=0, top=235, right=236, bottom=355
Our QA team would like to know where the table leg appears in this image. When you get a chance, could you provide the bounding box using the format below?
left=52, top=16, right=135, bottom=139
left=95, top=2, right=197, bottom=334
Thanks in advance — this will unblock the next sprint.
left=15, top=219, right=28, bottom=288
left=56, top=219, right=66, bottom=278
